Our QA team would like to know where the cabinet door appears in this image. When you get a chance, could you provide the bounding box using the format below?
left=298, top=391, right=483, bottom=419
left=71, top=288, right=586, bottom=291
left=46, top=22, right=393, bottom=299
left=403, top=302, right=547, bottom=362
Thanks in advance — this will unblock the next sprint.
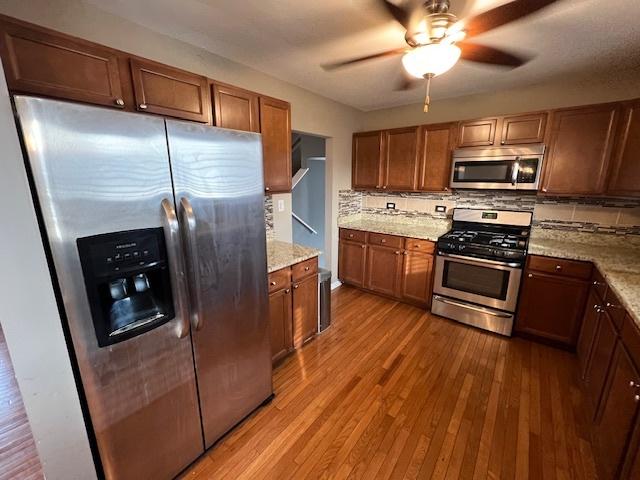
left=500, top=112, right=547, bottom=145
left=400, top=251, right=433, bottom=307
left=584, top=312, right=618, bottom=415
left=0, top=18, right=125, bottom=108
left=594, top=342, right=640, bottom=479
left=212, top=83, right=259, bottom=132
left=366, top=245, right=402, bottom=298
left=457, top=117, right=499, bottom=148
left=352, top=132, right=383, bottom=189
left=338, top=241, right=367, bottom=287
left=260, top=96, right=292, bottom=193
left=292, top=274, right=318, bottom=348
left=607, top=100, right=640, bottom=196
left=515, top=270, right=589, bottom=347
left=382, top=127, right=420, bottom=191
left=577, top=289, right=603, bottom=379
left=542, top=104, right=619, bottom=195
left=130, top=58, right=210, bottom=122
left=418, top=123, right=456, bottom=192
left=269, top=287, right=292, bottom=364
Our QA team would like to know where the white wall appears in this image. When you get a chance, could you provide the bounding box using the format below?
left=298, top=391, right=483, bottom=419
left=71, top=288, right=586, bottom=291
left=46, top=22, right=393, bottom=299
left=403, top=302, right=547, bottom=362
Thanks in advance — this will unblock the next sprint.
left=360, top=67, right=640, bottom=130
left=0, top=64, right=97, bottom=478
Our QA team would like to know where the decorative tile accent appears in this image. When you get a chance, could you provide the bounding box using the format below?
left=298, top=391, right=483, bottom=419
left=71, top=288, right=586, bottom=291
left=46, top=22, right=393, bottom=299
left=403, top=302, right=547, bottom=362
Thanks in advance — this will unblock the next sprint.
left=338, top=189, right=640, bottom=236
left=264, top=195, right=274, bottom=240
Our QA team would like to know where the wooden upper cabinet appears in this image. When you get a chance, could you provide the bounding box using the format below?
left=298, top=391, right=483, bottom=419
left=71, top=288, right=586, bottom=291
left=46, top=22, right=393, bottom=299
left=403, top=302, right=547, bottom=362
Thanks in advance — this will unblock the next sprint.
left=500, top=112, right=547, bottom=145
left=382, top=126, right=420, bottom=190
left=130, top=58, right=211, bottom=123
left=541, top=103, right=619, bottom=195
left=260, top=96, right=292, bottom=193
left=607, top=100, right=640, bottom=196
left=212, top=82, right=259, bottom=133
left=594, top=342, right=640, bottom=479
left=352, top=131, right=383, bottom=189
left=0, top=17, right=126, bottom=108
left=457, top=117, right=499, bottom=147
left=419, top=122, right=456, bottom=192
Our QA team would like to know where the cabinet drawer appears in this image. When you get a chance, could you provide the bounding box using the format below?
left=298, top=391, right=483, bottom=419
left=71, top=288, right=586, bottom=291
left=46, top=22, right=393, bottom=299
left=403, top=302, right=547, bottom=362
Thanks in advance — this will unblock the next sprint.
left=292, top=257, right=318, bottom=282
left=591, top=268, right=608, bottom=301
left=527, top=255, right=592, bottom=280
left=268, top=268, right=291, bottom=293
left=340, top=228, right=366, bottom=243
left=367, top=233, right=404, bottom=249
left=405, top=238, right=435, bottom=254
left=603, top=288, right=627, bottom=331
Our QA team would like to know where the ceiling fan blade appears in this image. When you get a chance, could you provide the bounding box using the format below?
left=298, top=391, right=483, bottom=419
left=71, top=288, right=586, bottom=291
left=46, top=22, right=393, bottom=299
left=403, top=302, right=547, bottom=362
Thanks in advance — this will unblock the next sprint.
left=463, top=0, right=560, bottom=38
left=458, top=42, right=529, bottom=68
left=321, top=48, right=406, bottom=70
left=377, top=0, right=413, bottom=29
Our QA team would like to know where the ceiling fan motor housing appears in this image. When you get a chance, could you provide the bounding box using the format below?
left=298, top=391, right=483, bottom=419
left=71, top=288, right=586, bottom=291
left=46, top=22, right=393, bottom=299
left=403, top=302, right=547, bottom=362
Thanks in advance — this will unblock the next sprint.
left=406, top=1, right=459, bottom=47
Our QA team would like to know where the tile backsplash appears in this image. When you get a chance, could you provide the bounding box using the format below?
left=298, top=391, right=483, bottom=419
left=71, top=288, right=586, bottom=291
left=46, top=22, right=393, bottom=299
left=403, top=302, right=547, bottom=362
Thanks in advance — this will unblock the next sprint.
left=339, top=190, right=640, bottom=236
left=264, top=195, right=274, bottom=240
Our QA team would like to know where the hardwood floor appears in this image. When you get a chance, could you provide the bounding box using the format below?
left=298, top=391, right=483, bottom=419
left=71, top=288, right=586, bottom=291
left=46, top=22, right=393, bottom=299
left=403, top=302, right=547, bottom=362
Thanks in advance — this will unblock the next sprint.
left=180, top=286, right=598, bottom=480
left=0, top=328, right=43, bottom=480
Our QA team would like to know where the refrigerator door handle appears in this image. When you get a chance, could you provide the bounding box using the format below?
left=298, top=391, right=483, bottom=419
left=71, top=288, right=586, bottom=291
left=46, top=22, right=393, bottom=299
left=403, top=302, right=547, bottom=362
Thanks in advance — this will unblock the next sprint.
left=161, top=198, right=190, bottom=338
left=180, top=196, right=203, bottom=331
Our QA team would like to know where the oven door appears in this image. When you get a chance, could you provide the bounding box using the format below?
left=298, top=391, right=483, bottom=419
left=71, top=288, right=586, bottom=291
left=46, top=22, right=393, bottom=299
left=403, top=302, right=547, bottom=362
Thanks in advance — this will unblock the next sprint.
left=433, top=253, right=523, bottom=312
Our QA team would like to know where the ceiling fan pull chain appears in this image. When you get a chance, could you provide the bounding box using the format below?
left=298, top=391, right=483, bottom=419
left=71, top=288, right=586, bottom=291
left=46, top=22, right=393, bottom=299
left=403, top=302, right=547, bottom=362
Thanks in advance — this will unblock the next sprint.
left=423, top=73, right=434, bottom=113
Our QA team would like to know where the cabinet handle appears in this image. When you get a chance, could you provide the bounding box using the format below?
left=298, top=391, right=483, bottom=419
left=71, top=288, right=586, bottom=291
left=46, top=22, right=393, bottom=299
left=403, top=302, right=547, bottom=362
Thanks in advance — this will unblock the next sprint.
left=293, top=284, right=299, bottom=289
left=114, top=98, right=125, bottom=107
left=304, top=266, right=310, bottom=271
left=361, top=245, right=366, bottom=249
left=139, top=103, right=148, bottom=110
left=394, top=251, right=400, bottom=255
left=403, top=251, right=408, bottom=256
left=285, top=288, right=290, bottom=294
left=555, top=265, right=563, bottom=271
left=528, top=273, right=533, bottom=278
left=635, top=395, right=640, bottom=403
left=265, top=187, right=271, bottom=191
left=270, top=281, right=277, bottom=286
left=501, top=140, right=506, bottom=145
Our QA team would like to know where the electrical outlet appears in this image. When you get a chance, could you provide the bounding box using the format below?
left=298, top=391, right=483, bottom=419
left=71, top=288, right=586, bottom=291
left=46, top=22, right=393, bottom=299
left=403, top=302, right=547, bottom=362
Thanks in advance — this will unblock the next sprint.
left=386, top=202, right=396, bottom=210
left=277, top=199, right=285, bottom=212
left=435, top=205, right=447, bottom=213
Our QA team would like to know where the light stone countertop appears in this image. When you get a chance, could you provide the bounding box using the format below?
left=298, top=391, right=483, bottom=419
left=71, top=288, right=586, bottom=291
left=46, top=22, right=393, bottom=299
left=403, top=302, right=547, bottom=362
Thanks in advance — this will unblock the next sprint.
left=267, top=240, right=321, bottom=273
left=528, top=229, right=640, bottom=327
left=337, top=214, right=640, bottom=327
left=338, top=214, right=451, bottom=242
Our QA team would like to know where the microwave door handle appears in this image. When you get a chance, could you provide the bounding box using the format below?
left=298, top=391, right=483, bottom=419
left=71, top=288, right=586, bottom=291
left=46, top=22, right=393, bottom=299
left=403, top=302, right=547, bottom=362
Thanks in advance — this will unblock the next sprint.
left=161, top=198, right=190, bottom=339
left=179, top=197, right=203, bottom=331
left=511, top=158, right=520, bottom=186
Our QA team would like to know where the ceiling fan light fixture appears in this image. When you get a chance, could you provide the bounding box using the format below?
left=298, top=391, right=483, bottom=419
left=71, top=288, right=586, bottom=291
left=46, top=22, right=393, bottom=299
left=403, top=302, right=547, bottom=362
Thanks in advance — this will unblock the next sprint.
left=402, top=43, right=461, bottom=78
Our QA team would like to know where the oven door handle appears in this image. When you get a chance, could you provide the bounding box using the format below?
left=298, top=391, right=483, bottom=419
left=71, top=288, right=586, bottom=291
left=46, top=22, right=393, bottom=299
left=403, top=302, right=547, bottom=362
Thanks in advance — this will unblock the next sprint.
left=433, top=295, right=514, bottom=318
left=437, top=252, right=522, bottom=269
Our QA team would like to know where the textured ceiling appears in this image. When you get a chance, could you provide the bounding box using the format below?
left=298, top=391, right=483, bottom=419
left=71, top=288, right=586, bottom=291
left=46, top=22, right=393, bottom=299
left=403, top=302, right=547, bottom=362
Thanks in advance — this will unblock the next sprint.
left=87, top=0, right=640, bottom=111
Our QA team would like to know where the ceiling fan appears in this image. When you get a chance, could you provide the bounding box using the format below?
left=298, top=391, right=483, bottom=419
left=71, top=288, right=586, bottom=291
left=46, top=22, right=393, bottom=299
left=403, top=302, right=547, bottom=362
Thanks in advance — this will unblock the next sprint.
left=322, top=0, right=559, bottom=112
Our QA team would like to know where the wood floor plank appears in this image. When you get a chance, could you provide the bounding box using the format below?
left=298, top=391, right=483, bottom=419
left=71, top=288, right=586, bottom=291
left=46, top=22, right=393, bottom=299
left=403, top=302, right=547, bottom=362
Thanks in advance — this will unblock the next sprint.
left=179, top=286, right=599, bottom=480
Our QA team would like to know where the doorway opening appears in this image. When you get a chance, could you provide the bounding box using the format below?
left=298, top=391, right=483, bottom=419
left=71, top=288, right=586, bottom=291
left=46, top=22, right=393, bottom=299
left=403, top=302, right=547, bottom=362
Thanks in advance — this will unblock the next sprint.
left=291, top=132, right=326, bottom=267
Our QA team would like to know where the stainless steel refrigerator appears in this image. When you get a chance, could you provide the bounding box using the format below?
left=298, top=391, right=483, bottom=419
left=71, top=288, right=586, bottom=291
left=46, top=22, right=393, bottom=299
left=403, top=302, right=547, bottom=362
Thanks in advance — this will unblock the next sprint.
left=14, top=96, right=273, bottom=480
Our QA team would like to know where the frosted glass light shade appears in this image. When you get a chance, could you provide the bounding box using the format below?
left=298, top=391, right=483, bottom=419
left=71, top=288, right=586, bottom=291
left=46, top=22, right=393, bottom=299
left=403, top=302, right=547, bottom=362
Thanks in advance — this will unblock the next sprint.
left=402, top=44, right=461, bottom=78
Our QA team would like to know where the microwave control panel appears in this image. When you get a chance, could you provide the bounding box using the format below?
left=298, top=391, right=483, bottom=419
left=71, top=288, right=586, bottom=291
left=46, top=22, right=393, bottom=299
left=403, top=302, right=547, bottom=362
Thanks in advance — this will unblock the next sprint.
left=516, top=158, right=540, bottom=184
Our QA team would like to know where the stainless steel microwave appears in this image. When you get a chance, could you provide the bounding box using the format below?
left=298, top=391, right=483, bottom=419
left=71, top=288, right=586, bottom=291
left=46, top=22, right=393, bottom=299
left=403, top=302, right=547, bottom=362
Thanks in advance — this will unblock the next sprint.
left=450, top=144, right=545, bottom=190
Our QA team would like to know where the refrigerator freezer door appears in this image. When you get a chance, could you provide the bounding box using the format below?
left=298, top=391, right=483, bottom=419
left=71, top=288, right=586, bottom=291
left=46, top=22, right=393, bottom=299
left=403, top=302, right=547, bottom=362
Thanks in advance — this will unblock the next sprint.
left=14, top=97, right=203, bottom=480
left=166, top=120, right=272, bottom=447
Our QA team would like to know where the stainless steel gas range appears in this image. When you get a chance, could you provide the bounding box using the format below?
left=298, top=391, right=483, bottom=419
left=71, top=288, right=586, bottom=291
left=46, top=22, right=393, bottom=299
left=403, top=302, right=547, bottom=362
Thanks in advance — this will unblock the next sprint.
left=432, top=208, right=533, bottom=336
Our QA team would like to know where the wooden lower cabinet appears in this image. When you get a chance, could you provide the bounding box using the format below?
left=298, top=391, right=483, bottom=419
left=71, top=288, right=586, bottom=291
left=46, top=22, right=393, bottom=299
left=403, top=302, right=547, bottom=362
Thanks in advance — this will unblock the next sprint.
left=268, top=257, right=318, bottom=364
left=338, top=240, right=367, bottom=287
left=577, top=289, right=603, bottom=378
left=594, top=341, right=640, bottom=479
left=400, top=250, right=434, bottom=308
left=516, top=262, right=590, bottom=348
left=269, top=286, right=292, bottom=364
left=584, top=311, right=618, bottom=415
left=366, top=245, right=403, bottom=297
left=292, top=274, right=318, bottom=348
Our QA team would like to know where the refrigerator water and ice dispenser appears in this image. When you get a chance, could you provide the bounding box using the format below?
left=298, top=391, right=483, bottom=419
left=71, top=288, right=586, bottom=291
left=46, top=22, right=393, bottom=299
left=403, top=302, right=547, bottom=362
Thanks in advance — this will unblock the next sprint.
left=77, top=228, right=175, bottom=347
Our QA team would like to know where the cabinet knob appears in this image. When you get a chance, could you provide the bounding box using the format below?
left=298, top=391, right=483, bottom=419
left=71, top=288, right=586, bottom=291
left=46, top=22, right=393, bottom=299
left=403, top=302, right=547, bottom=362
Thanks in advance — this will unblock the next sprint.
left=630, top=381, right=640, bottom=389
left=304, top=266, right=310, bottom=271
left=444, top=187, right=449, bottom=191
left=403, top=251, right=408, bottom=256
left=593, top=280, right=605, bottom=286
left=349, top=233, right=354, bottom=238
left=382, top=186, right=387, bottom=189
left=501, top=140, right=506, bottom=145
left=139, top=103, right=148, bottom=110
left=555, top=265, right=562, bottom=271
left=381, top=239, right=386, bottom=243
left=114, top=98, right=125, bottom=107
left=285, top=288, right=290, bottom=294
left=606, top=302, right=623, bottom=310
left=361, top=245, right=366, bottom=249
left=542, top=188, right=548, bottom=193
left=375, top=185, right=381, bottom=188
left=528, top=273, right=533, bottom=278
left=265, top=187, right=271, bottom=191
left=270, top=281, right=276, bottom=286
left=394, top=251, right=400, bottom=255
left=293, top=284, right=299, bottom=289
left=635, top=395, right=640, bottom=403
